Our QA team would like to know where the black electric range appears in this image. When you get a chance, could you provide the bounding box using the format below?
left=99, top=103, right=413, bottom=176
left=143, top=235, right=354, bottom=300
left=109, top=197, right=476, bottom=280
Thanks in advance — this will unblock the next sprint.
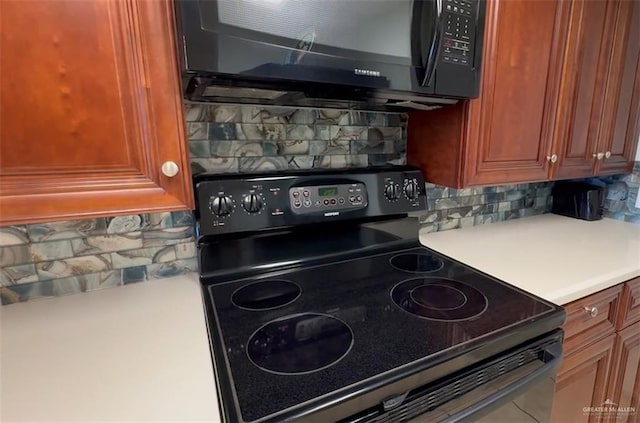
left=195, top=167, right=566, bottom=423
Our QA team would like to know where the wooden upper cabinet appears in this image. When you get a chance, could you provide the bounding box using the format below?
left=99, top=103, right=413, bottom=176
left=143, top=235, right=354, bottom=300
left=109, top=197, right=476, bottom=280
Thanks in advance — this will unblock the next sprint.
left=0, top=0, right=193, bottom=225
left=408, top=0, right=564, bottom=187
left=550, top=0, right=609, bottom=180
left=596, top=0, right=640, bottom=175
left=463, top=0, right=563, bottom=186
left=551, top=0, right=640, bottom=179
left=408, top=0, right=640, bottom=188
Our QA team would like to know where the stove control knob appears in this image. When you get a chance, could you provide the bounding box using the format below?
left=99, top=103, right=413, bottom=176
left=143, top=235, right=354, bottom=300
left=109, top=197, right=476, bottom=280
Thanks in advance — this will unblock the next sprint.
left=385, top=183, right=400, bottom=201
left=210, top=195, right=233, bottom=217
left=404, top=180, right=420, bottom=200
left=242, top=193, right=264, bottom=214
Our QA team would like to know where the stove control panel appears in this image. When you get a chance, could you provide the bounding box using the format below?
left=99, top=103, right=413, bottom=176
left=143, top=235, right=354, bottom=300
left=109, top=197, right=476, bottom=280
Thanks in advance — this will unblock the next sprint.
left=289, top=183, right=368, bottom=215
left=384, top=176, right=423, bottom=206
left=194, top=167, right=426, bottom=236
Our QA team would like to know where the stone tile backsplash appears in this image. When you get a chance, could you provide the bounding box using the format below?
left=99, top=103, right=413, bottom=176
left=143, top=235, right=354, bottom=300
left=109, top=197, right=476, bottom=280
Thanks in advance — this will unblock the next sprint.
left=593, top=161, right=640, bottom=224
left=419, top=183, right=553, bottom=232
left=0, top=212, right=196, bottom=305
left=1, top=103, right=558, bottom=305
left=185, top=103, right=407, bottom=174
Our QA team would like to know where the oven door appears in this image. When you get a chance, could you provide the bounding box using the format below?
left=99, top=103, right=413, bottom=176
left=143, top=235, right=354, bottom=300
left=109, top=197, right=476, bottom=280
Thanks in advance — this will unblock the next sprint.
left=175, top=0, right=440, bottom=94
left=340, top=330, right=563, bottom=423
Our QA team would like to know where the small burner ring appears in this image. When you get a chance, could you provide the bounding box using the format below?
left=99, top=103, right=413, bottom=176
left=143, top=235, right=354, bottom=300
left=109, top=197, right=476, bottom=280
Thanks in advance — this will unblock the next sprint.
left=409, top=284, right=468, bottom=311
left=232, top=280, right=301, bottom=311
left=391, top=277, right=488, bottom=322
left=389, top=253, right=444, bottom=273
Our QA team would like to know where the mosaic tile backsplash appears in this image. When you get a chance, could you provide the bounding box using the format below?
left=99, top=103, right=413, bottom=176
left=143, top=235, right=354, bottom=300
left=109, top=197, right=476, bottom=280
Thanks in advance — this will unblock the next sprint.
left=592, top=161, right=640, bottom=224
left=1, top=104, right=557, bottom=305
left=184, top=103, right=407, bottom=174
left=419, top=182, right=553, bottom=232
left=0, top=212, right=196, bottom=305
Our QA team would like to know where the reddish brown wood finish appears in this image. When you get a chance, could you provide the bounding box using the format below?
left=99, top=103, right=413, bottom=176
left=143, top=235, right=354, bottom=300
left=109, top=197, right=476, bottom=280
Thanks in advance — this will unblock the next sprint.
left=0, top=0, right=193, bottom=225
left=554, top=279, right=640, bottom=423
left=551, top=334, right=616, bottom=423
left=618, top=277, right=640, bottom=331
left=562, top=285, right=622, bottom=356
left=462, top=0, right=564, bottom=186
left=551, top=0, right=611, bottom=180
left=596, top=0, right=640, bottom=176
left=407, top=103, right=467, bottom=187
left=408, top=0, right=566, bottom=187
left=408, top=0, right=639, bottom=188
left=608, top=322, right=640, bottom=423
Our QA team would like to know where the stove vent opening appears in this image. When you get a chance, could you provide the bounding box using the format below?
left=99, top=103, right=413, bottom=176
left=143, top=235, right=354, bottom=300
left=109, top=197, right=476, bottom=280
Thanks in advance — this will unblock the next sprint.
left=339, top=338, right=558, bottom=423
left=202, top=85, right=288, bottom=101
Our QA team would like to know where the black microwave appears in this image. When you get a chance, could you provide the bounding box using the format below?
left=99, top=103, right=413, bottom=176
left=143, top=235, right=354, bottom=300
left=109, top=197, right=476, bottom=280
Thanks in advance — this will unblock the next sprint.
left=175, top=0, right=486, bottom=109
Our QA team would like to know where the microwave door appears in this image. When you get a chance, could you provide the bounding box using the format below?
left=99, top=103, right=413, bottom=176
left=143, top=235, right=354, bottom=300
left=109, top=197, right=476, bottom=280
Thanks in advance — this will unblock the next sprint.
left=412, top=0, right=444, bottom=88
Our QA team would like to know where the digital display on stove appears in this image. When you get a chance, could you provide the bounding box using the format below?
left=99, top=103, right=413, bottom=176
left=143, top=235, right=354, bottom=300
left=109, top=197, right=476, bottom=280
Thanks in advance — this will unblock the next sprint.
left=318, top=187, right=338, bottom=197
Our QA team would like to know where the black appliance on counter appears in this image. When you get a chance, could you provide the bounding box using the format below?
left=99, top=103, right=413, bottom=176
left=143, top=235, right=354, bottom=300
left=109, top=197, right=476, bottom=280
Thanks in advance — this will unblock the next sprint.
left=552, top=181, right=606, bottom=221
left=175, top=0, right=486, bottom=109
left=194, top=166, right=566, bottom=423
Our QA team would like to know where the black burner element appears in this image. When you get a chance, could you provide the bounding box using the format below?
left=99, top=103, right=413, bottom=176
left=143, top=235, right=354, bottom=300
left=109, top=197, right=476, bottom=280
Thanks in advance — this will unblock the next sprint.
left=247, top=313, right=353, bottom=375
left=232, top=280, right=301, bottom=310
left=391, top=278, right=488, bottom=321
left=390, top=253, right=444, bottom=273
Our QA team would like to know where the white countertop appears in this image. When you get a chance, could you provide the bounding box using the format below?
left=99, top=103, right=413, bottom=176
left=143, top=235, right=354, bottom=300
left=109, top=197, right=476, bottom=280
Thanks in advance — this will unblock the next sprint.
left=0, top=273, right=220, bottom=422
left=420, top=214, right=640, bottom=305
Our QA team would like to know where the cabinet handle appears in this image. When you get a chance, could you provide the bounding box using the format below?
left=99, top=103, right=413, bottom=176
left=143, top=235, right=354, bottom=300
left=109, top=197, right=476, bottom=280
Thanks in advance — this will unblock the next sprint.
left=604, top=151, right=611, bottom=159
left=546, top=154, right=558, bottom=163
left=584, top=306, right=598, bottom=318
left=592, top=152, right=604, bottom=160
left=161, top=161, right=180, bottom=177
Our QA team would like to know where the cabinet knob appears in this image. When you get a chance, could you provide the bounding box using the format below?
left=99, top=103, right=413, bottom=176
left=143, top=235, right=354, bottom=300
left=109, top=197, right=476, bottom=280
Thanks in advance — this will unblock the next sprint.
left=584, top=306, right=598, bottom=318
left=604, top=151, right=611, bottom=159
left=161, top=161, right=180, bottom=177
left=547, top=154, right=558, bottom=163
left=592, top=152, right=604, bottom=160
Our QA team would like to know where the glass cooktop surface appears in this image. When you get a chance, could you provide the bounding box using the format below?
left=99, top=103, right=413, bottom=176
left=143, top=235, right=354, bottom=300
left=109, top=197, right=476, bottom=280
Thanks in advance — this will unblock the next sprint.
left=203, top=246, right=560, bottom=422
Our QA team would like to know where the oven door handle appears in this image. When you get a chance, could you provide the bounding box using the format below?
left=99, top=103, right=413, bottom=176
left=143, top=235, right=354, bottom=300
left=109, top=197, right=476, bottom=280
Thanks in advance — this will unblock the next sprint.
left=439, top=346, right=562, bottom=423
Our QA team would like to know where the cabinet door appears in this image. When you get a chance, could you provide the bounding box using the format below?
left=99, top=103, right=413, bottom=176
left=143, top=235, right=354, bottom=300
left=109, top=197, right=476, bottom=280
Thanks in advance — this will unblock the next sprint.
left=462, top=0, right=564, bottom=186
left=596, top=0, right=640, bottom=175
left=407, top=0, right=567, bottom=188
left=618, top=278, right=640, bottom=331
left=552, top=334, right=616, bottom=423
left=0, top=0, right=193, bottom=225
left=550, top=0, right=610, bottom=180
left=608, top=323, right=640, bottom=423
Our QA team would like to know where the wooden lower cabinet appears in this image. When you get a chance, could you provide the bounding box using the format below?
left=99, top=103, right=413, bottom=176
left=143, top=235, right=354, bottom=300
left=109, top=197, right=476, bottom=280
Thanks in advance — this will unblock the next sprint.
left=608, top=322, right=640, bottom=423
left=553, top=278, right=640, bottom=423
left=618, top=278, right=640, bottom=331
left=552, top=334, right=616, bottom=423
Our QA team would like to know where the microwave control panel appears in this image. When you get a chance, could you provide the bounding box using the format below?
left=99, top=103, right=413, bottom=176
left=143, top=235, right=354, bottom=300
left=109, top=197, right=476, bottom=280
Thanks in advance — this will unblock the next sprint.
left=442, top=0, right=478, bottom=66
